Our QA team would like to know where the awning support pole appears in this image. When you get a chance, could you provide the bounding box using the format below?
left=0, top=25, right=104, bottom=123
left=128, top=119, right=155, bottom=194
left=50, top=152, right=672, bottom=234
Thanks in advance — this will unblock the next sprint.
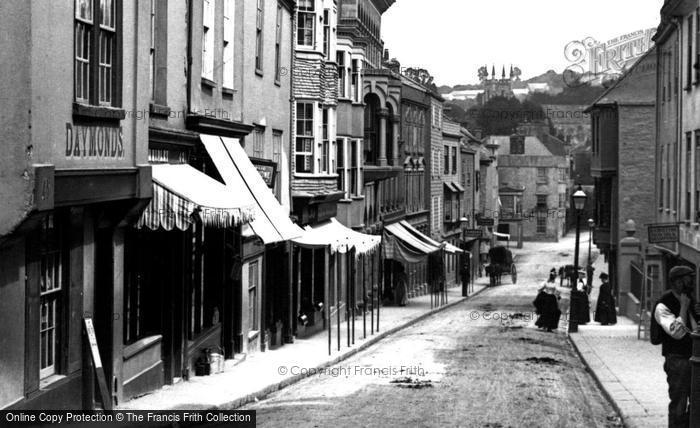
left=362, top=254, right=367, bottom=339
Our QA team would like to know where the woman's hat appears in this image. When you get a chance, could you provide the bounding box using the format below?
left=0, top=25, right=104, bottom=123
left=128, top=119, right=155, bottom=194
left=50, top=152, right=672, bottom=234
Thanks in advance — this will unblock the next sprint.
left=599, top=272, right=609, bottom=280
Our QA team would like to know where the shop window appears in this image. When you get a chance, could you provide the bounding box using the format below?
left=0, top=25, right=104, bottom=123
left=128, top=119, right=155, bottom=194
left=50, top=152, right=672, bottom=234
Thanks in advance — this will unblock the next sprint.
left=74, top=0, right=120, bottom=106
left=124, top=230, right=163, bottom=345
left=295, top=102, right=314, bottom=173
left=248, top=261, right=259, bottom=332
left=38, top=215, right=65, bottom=379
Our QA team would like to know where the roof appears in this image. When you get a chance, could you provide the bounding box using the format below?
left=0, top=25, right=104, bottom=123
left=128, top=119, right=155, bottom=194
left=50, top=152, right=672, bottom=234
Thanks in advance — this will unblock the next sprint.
left=587, top=46, right=657, bottom=111
left=540, top=133, right=567, bottom=156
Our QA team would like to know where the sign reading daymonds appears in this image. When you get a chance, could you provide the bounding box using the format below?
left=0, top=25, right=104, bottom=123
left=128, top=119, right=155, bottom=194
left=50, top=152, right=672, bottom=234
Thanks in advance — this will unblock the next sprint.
left=476, top=217, right=495, bottom=227
left=648, top=223, right=680, bottom=244
left=464, top=229, right=483, bottom=238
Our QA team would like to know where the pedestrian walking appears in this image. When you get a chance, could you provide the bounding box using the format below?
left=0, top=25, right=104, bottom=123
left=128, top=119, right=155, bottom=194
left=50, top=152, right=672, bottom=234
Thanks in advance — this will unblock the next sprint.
left=394, top=264, right=408, bottom=307
left=594, top=272, right=616, bottom=325
left=533, top=282, right=561, bottom=332
left=460, top=262, right=470, bottom=295
left=651, top=266, right=700, bottom=428
left=548, top=268, right=557, bottom=283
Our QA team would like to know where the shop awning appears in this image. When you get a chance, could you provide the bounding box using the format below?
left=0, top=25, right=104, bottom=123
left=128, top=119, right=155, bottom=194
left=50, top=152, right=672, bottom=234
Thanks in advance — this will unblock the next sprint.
left=200, top=135, right=304, bottom=244
left=383, top=222, right=440, bottom=264
left=398, top=221, right=463, bottom=254
left=136, top=164, right=256, bottom=231
left=494, top=232, right=511, bottom=240
left=443, top=182, right=458, bottom=193
left=292, top=218, right=381, bottom=255
left=452, top=182, right=465, bottom=192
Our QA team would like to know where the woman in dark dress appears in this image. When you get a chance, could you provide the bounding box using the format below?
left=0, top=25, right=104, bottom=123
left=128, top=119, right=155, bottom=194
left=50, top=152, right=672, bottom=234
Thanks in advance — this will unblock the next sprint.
left=534, top=282, right=562, bottom=332
left=594, top=272, right=617, bottom=325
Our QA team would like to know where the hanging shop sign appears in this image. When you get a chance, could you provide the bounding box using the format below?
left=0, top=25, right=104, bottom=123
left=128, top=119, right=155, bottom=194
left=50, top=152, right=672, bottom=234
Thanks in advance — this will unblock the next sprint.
left=648, top=223, right=679, bottom=244
left=250, top=157, right=278, bottom=189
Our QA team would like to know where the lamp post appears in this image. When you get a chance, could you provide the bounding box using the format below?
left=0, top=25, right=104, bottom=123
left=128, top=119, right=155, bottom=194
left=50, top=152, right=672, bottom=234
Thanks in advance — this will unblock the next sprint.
left=586, top=219, right=595, bottom=291
left=569, top=185, right=587, bottom=333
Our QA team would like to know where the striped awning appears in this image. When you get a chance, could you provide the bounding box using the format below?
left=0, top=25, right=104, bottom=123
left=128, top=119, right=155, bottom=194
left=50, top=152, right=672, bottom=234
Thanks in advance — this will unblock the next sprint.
left=136, top=164, right=256, bottom=231
left=292, top=218, right=381, bottom=255
left=398, top=221, right=463, bottom=254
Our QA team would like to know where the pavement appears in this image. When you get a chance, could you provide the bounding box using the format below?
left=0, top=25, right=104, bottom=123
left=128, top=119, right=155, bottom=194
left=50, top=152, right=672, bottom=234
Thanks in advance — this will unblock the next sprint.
left=118, top=281, right=488, bottom=411
left=568, top=244, right=668, bottom=428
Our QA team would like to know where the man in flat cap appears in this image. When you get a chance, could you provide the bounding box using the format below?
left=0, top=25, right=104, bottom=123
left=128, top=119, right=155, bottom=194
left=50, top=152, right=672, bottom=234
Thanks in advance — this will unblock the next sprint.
left=651, top=265, right=700, bottom=427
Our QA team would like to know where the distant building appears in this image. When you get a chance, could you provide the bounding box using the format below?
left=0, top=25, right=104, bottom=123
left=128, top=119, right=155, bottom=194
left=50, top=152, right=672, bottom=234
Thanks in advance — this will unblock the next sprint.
left=479, top=65, right=518, bottom=104
left=497, top=135, right=570, bottom=242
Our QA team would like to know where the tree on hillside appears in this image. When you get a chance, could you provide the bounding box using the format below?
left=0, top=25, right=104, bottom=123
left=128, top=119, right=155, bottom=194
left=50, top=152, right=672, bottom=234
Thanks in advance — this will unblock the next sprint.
left=467, top=96, right=546, bottom=136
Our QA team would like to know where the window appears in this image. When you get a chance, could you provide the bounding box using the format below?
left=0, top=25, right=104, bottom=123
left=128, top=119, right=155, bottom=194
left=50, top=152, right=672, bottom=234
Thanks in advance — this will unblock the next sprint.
left=337, top=138, right=345, bottom=193
left=696, top=131, right=700, bottom=217
left=475, top=171, right=480, bottom=192
left=536, top=215, right=547, bottom=234
left=444, top=195, right=452, bottom=221
left=537, top=167, right=547, bottom=183
left=696, top=8, right=700, bottom=83
left=74, top=0, right=119, bottom=106
left=688, top=15, right=694, bottom=89
left=248, top=261, right=259, bottom=332
left=337, top=52, right=347, bottom=98
left=254, top=127, right=265, bottom=158
left=510, top=136, right=525, bottom=154
left=149, top=0, right=156, bottom=100
left=432, top=196, right=441, bottom=234
left=350, top=139, right=359, bottom=196
left=443, top=146, right=449, bottom=175
left=297, top=0, right=315, bottom=47
left=351, top=59, right=360, bottom=102
left=274, top=5, right=282, bottom=83
left=322, top=9, right=330, bottom=58
left=320, top=109, right=330, bottom=173
left=559, top=193, right=565, bottom=209
left=202, top=0, right=214, bottom=80
left=687, top=131, right=693, bottom=220
left=39, top=215, right=64, bottom=379
left=272, top=130, right=282, bottom=200
left=432, top=105, right=442, bottom=128
left=537, top=195, right=548, bottom=209
left=296, top=102, right=314, bottom=173
left=452, top=147, right=457, bottom=174
left=256, top=0, right=265, bottom=72
left=223, top=0, right=234, bottom=88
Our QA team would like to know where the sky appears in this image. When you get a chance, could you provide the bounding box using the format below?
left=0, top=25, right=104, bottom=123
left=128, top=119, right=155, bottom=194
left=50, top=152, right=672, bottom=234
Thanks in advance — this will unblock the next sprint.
left=381, top=0, right=664, bottom=87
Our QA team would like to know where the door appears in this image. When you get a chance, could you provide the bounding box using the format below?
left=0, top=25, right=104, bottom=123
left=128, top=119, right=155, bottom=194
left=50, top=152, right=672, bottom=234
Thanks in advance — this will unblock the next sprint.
left=94, top=228, right=114, bottom=408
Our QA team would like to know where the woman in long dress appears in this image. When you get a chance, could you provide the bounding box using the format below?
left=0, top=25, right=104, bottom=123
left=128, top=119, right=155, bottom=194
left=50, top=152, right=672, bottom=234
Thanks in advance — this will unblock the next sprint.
left=534, top=282, right=562, bottom=332
left=594, top=272, right=617, bottom=325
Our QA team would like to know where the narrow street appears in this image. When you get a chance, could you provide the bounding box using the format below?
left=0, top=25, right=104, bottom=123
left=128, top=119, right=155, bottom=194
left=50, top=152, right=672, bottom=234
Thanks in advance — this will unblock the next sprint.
left=244, top=237, right=621, bottom=428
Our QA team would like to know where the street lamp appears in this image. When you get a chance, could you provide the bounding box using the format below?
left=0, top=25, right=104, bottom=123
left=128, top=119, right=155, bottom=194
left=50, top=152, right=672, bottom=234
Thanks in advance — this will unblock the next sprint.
left=569, top=185, right=587, bottom=333
left=586, top=219, right=595, bottom=291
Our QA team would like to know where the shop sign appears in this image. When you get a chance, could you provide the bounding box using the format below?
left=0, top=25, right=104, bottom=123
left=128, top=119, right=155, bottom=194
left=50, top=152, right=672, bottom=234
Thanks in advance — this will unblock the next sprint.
left=476, top=217, right=495, bottom=227
left=65, top=123, right=124, bottom=159
left=648, top=223, right=679, bottom=244
left=250, top=157, right=278, bottom=189
left=464, top=229, right=483, bottom=238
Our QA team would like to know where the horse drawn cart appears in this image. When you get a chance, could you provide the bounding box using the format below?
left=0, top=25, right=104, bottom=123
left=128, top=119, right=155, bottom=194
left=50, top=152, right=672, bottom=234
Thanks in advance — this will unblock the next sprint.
left=485, top=246, right=517, bottom=287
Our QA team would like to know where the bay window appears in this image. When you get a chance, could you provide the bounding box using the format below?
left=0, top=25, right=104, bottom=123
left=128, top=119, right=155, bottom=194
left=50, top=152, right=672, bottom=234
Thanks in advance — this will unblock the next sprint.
left=297, top=0, right=315, bottom=47
left=296, top=102, right=314, bottom=173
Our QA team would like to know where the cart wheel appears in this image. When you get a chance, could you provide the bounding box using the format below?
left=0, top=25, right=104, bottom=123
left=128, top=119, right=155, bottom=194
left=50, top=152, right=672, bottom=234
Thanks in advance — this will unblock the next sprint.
left=511, top=265, right=517, bottom=284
